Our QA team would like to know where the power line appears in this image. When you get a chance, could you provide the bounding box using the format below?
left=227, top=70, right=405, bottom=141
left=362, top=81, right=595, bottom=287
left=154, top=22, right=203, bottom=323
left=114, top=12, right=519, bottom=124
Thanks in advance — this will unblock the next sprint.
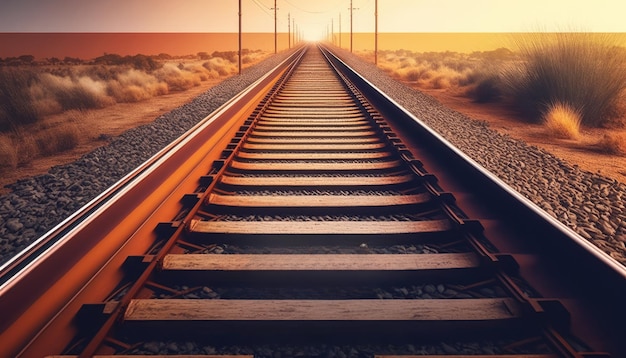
left=250, top=0, right=274, bottom=19
left=283, top=0, right=342, bottom=14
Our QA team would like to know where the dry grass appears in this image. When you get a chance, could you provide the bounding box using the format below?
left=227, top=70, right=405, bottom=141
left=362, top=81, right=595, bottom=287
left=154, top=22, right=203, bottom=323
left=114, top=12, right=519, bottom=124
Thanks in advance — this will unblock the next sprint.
left=0, top=123, right=81, bottom=172
left=377, top=49, right=512, bottom=96
left=35, top=73, right=114, bottom=111
left=543, top=102, right=582, bottom=139
left=376, top=38, right=626, bottom=128
left=107, top=69, right=168, bottom=102
left=0, top=68, right=41, bottom=130
left=1, top=50, right=266, bottom=126
left=0, top=50, right=268, bottom=173
left=0, top=131, right=38, bottom=172
left=0, top=112, right=86, bottom=172
left=504, top=32, right=626, bottom=127
left=35, top=124, right=80, bottom=156
left=0, top=135, right=18, bottom=169
left=597, top=133, right=626, bottom=155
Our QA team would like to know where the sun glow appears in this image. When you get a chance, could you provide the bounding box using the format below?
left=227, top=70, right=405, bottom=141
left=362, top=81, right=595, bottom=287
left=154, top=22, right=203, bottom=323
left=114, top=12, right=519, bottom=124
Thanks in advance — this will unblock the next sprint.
left=302, top=31, right=325, bottom=42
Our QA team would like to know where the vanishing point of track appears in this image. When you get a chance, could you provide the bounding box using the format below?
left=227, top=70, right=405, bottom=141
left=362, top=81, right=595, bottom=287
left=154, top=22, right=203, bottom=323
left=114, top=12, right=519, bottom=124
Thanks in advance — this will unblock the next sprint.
left=1, top=45, right=625, bottom=357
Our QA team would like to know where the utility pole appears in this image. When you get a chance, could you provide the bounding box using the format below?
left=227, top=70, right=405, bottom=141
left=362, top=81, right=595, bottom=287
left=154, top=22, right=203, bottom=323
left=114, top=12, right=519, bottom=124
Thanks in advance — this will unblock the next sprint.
left=327, top=24, right=329, bottom=43
left=349, top=1, right=358, bottom=52
left=288, top=12, right=291, bottom=49
left=339, top=13, right=341, bottom=48
left=350, top=0, right=353, bottom=52
left=375, top=0, right=378, bottom=64
left=272, top=0, right=277, bottom=53
left=331, top=18, right=334, bottom=45
left=238, top=0, right=242, bottom=75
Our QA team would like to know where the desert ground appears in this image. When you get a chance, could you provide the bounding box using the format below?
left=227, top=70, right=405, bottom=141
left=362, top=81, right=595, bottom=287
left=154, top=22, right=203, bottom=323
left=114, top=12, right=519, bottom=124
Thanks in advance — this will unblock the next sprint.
left=417, top=87, right=626, bottom=183
left=0, top=80, right=220, bottom=194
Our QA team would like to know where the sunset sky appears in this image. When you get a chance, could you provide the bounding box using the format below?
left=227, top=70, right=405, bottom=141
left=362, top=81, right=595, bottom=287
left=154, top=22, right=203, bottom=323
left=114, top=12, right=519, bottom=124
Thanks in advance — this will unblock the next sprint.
left=0, top=0, right=624, bottom=40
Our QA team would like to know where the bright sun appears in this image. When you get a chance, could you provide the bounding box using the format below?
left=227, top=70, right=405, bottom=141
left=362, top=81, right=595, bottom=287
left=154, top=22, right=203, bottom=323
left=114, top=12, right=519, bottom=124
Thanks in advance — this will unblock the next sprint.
left=301, top=30, right=325, bottom=42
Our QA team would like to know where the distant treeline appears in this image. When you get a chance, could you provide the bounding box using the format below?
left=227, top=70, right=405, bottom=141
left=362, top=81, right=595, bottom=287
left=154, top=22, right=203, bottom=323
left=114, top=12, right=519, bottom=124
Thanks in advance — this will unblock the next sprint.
left=0, top=49, right=261, bottom=68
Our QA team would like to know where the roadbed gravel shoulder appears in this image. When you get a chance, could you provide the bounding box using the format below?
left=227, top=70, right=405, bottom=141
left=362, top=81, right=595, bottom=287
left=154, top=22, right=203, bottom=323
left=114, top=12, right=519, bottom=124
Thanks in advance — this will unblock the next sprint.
left=330, top=47, right=626, bottom=266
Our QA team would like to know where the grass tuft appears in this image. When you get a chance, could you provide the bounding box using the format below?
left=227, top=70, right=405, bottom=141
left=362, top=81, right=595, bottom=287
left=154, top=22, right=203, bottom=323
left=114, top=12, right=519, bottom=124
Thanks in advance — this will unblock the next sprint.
left=35, top=124, right=80, bottom=156
left=377, top=49, right=509, bottom=95
left=0, top=135, right=18, bottom=169
left=464, top=68, right=503, bottom=103
left=543, top=102, right=582, bottom=139
left=503, top=32, right=626, bottom=127
left=597, top=133, right=626, bottom=155
left=0, top=68, right=41, bottom=130
left=12, top=131, right=39, bottom=165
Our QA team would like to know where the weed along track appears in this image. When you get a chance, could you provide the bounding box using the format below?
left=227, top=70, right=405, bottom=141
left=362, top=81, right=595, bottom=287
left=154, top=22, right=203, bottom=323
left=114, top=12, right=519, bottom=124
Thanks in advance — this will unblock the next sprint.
left=1, top=45, right=625, bottom=357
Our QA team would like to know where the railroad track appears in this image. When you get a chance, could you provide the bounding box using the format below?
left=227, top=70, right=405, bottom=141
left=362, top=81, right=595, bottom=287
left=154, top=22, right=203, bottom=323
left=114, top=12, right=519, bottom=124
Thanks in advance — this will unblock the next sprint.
left=1, top=45, right=625, bottom=357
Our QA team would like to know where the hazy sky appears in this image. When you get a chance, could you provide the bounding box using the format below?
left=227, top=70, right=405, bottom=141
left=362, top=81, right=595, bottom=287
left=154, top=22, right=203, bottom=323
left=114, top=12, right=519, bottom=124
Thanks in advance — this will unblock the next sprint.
left=0, top=0, right=624, bottom=40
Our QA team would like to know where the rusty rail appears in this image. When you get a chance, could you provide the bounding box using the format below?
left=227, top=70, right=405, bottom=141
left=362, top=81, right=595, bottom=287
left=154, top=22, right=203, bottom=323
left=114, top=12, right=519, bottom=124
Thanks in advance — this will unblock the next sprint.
left=0, top=44, right=623, bottom=358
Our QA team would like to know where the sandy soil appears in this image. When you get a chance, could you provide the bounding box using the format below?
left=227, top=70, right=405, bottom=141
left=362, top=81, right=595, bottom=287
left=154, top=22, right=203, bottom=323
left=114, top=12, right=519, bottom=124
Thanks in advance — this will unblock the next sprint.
left=0, top=79, right=220, bottom=194
left=415, top=87, right=626, bottom=184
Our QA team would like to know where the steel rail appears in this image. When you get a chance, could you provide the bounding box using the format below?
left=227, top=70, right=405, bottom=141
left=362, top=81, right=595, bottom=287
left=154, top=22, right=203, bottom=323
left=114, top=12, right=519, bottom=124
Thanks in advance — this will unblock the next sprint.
left=0, top=44, right=623, bottom=358
left=0, top=47, right=307, bottom=358
left=319, top=44, right=626, bottom=283
left=72, top=45, right=618, bottom=357
left=76, top=46, right=309, bottom=358
left=319, top=44, right=626, bottom=357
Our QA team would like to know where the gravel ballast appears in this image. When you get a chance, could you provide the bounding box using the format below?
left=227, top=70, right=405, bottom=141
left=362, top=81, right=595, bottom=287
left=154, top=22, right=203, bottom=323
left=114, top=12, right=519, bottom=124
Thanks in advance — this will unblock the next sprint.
left=332, top=48, right=626, bottom=266
left=0, top=51, right=293, bottom=265
left=1, top=47, right=625, bottom=267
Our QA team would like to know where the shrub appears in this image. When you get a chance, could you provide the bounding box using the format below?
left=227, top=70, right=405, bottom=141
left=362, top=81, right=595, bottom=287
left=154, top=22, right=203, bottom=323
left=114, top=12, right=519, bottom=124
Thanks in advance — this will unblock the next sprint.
left=38, top=73, right=112, bottom=110
left=403, top=68, right=422, bottom=82
left=0, top=135, right=18, bottom=169
left=426, top=67, right=465, bottom=89
left=14, top=131, right=38, bottom=165
left=211, top=51, right=238, bottom=63
left=503, top=32, right=626, bottom=126
left=543, top=102, right=582, bottom=139
left=108, top=69, right=168, bottom=102
left=93, top=54, right=161, bottom=71
left=154, top=63, right=201, bottom=91
left=466, top=72, right=503, bottom=103
left=35, top=124, right=80, bottom=156
left=30, top=84, right=63, bottom=115
left=430, top=75, right=451, bottom=89
left=597, top=133, right=626, bottom=155
left=0, top=68, right=41, bottom=130
left=128, top=54, right=161, bottom=71
left=202, top=57, right=234, bottom=77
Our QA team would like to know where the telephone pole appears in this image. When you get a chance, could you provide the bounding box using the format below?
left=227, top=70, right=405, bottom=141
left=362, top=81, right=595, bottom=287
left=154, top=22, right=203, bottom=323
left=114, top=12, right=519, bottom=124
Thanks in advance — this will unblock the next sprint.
left=273, top=0, right=277, bottom=53
left=350, top=0, right=353, bottom=52
left=339, top=13, right=341, bottom=48
left=375, top=0, right=378, bottom=64
left=238, top=0, right=242, bottom=75
left=349, top=1, right=359, bottom=52
left=288, top=12, right=291, bottom=49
